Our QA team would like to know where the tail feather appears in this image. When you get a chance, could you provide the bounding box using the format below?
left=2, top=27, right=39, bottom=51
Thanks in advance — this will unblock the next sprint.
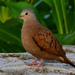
left=63, top=56, right=75, bottom=67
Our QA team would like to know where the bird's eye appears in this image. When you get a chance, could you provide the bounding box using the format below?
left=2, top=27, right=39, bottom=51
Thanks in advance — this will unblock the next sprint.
left=25, top=13, right=28, bottom=15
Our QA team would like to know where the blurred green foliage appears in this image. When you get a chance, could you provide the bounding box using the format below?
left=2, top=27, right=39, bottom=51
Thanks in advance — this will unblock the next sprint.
left=0, top=0, right=75, bottom=53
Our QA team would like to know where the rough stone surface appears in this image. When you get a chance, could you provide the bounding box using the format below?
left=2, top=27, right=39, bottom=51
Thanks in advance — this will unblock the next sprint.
left=0, top=45, right=75, bottom=75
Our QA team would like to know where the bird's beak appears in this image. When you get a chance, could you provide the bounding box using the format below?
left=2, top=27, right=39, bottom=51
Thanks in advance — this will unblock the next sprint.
left=16, top=15, right=23, bottom=20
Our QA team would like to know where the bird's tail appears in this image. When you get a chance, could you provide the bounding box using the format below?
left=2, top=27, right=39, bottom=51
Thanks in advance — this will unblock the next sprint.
left=63, top=56, right=75, bottom=67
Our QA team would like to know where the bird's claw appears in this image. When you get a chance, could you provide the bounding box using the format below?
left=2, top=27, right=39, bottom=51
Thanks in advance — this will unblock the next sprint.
left=31, top=64, right=43, bottom=71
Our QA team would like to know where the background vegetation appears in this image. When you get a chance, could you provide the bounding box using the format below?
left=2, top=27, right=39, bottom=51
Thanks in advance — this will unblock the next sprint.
left=0, top=0, right=75, bottom=53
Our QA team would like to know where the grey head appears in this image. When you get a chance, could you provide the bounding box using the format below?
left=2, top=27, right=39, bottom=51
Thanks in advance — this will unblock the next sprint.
left=17, top=8, right=36, bottom=21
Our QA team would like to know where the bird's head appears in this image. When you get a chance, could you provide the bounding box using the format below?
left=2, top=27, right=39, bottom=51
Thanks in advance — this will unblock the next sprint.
left=17, top=8, right=36, bottom=21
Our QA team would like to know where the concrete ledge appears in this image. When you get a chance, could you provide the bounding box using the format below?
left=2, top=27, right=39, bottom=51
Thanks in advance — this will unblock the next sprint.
left=0, top=45, right=75, bottom=75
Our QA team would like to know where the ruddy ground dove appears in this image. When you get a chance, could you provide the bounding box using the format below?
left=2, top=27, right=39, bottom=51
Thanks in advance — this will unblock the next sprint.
left=17, top=8, right=75, bottom=70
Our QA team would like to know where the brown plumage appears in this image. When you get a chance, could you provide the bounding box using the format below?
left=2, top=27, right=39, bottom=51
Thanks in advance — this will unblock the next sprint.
left=17, top=8, right=75, bottom=70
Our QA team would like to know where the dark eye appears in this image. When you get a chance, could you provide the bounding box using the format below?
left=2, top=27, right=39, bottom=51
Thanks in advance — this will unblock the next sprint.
left=25, top=13, right=28, bottom=15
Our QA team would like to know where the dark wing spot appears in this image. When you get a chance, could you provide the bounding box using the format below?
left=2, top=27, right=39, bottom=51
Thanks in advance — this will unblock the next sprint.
left=52, top=40, right=53, bottom=42
left=55, top=40, right=56, bottom=49
left=50, top=44, right=51, bottom=47
left=38, top=34, right=40, bottom=36
left=51, top=37, right=53, bottom=39
left=57, top=40, right=59, bottom=43
left=55, top=45, right=56, bottom=49
left=50, top=40, right=53, bottom=47
left=46, top=33, right=48, bottom=34
left=40, top=48, right=44, bottom=51
left=43, top=34, right=44, bottom=36
left=46, top=35, right=48, bottom=37
left=46, top=33, right=50, bottom=35
left=49, top=33, right=50, bottom=35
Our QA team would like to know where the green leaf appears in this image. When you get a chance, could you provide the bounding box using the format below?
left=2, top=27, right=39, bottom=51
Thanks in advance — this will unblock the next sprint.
left=5, top=18, right=22, bottom=28
left=63, top=32, right=75, bottom=45
left=0, top=40, right=25, bottom=53
left=0, top=21, right=21, bottom=45
left=0, top=21, right=25, bottom=53
left=35, top=1, right=50, bottom=27
left=60, top=0, right=68, bottom=34
left=43, top=0, right=63, bottom=34
left=0, top=1, right=6, bottom=7
left=5, top=2, right=41, bottom=23
left=67, top=12, right=74, bottom=33
left=54, top=32, right=75, bottom=45
left=0, top=1, right=12, bottom=23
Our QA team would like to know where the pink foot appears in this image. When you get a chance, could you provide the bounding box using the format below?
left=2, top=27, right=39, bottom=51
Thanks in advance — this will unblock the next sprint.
left=32, top=59, right=44, bottom=70
left=25, top=59, right=38, bottom=66
left=31, top=64, right=43, bottom=67
left=25, top=62, right=37, bottom=66
left=25, top=59, right=44, bottom=70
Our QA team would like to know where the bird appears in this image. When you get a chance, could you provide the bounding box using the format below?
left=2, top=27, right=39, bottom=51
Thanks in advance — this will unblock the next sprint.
left=17, top=8, right=75, bottom=70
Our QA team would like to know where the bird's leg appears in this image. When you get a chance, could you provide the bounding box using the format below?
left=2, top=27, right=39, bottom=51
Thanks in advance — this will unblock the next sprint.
left=31, top=59, right=44, bottom=70
left=25, top=59, right=38, bottom=66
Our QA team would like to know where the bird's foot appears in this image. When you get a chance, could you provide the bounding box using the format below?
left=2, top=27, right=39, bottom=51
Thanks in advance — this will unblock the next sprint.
left=31, top=64, right=43, bottom=70
left=32, top=59, right=44, bottom=70
left=25, top=62, right=37, bottom=66
left=25, top=59, right=44, bottom=70
left=25, top=59, right=38, bottom=66
left=31, top=64, right=43, bottom=67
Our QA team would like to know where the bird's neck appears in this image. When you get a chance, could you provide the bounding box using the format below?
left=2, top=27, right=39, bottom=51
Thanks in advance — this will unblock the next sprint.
left=21, top=19, right=39, bottom=39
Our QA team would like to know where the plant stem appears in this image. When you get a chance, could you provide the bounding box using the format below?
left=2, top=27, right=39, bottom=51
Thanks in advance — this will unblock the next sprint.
left=53, top=0, right=63, bottom=34
left=60, top=0, right=68, bottom=34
